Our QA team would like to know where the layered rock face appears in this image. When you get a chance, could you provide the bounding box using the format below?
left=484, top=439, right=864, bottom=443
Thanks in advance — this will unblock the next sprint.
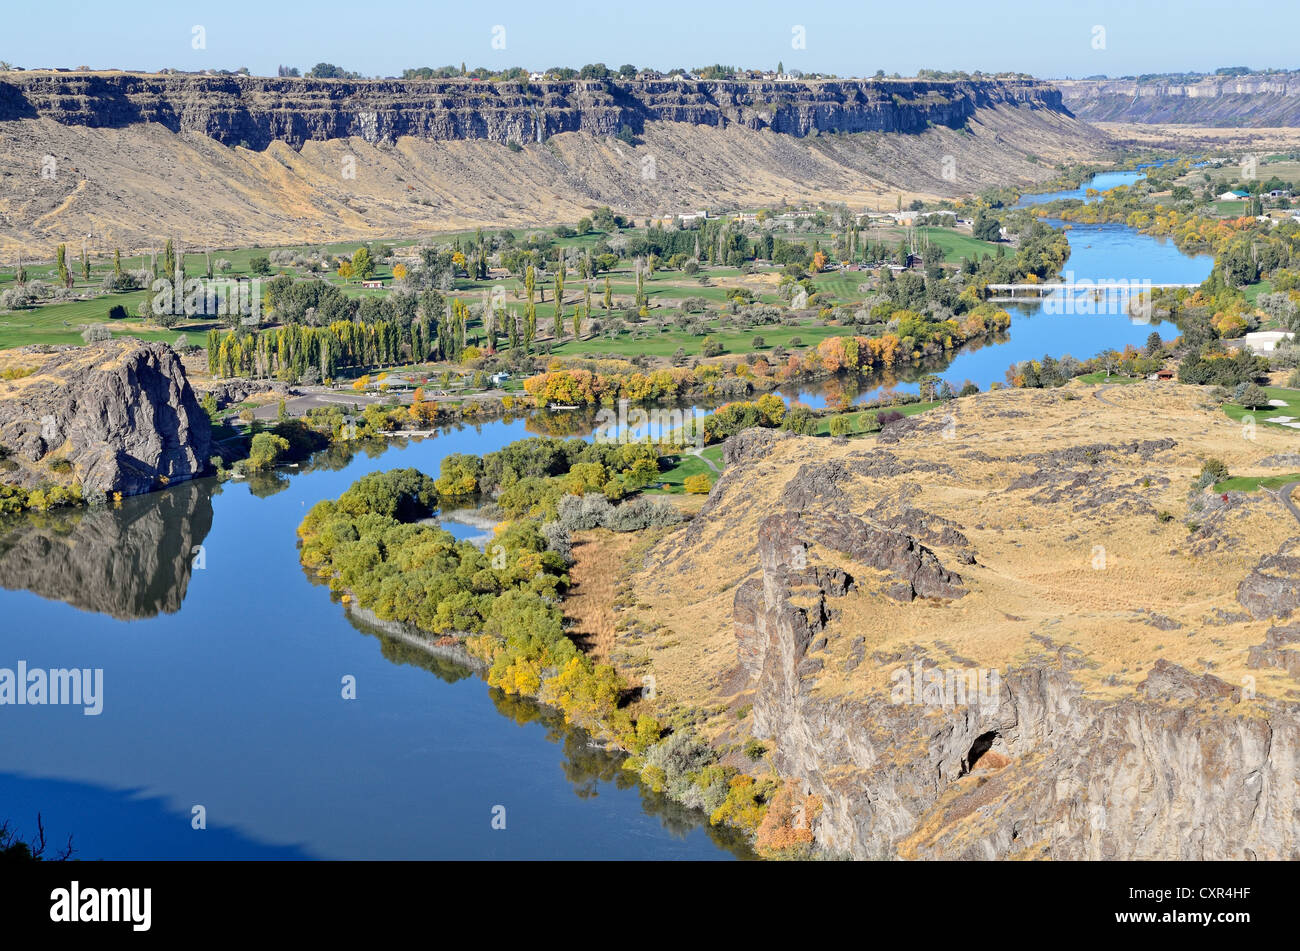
left=0, top=477, right=213, bottom=618
left=1058, top=77, right=1300, bottom=125
left=0, top=73, right=1066, bottom=148
left=0, top=341, right=211, bottom=497
left=726, top=428, right=1299, bottom=860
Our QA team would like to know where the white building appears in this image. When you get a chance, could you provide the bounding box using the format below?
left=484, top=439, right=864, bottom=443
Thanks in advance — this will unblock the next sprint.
left=1242, top=330, right=1295, bottom=354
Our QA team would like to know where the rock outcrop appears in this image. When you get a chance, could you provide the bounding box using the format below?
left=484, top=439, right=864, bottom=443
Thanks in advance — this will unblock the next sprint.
left=734, top=458, right=1299, bottom=859
left=1058, top=76, right=1300, bottom=126
left=0, top=73, right=1068, bottom=149
left=0, top=340, right=211, bottom=497
left=1238, top=539, right=1300, bottom=620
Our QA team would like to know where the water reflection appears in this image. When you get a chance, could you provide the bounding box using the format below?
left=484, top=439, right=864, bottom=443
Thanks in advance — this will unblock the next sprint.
left=346, top=609, right=757, bottom=859
left=0, top=478, right=214, bottom=620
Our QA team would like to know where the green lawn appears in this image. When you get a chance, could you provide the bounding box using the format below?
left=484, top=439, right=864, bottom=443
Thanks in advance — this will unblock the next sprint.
left=915, top=227, right=1001, bottom=263
left=813, top=400, right=940, bottom=435
left=0, top=292, right=217, bottom=349
left=1210, top=200, right=1254, bottom=216
left=1244, top=280, right=1274, bottom=306
left=1223, top=386, right=1300, bottom=432
left=1214, top=473, right=1300, bottom=492
left=0, top=238, right=416, bottom=348
left=647, top=446, right=724, bottom=494
left=547, top=321, right=852, bottom=358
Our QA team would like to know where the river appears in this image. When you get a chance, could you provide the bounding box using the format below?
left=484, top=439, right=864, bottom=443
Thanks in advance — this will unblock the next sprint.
left=0, top=170, right=1210, bottom=860
left=782, top=169, right=1212, bottom=407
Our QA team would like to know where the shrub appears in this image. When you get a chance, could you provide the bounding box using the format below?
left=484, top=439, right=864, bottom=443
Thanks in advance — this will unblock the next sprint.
left=0, top=287, right=35, bottom=310
left=1197, top=458, right=1229, bottom=489
left=828, top=414, right=853, bottom=437
left=683, top=473, right=712, bottom=494
left=555, top=493, right=615, bottom=532
left=107, top=304, right=128, bottom=320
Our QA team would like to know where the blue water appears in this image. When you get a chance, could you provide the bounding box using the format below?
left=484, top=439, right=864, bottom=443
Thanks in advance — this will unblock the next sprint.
left=1014, top=170, right=1143, bottom=206
left=0, top=421, right=751, bottom=860
left=781, top=172, right=1212, bottom=408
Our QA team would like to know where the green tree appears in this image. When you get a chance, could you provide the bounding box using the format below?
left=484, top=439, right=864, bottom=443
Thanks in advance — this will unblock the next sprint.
left=973, top=209, right=1001, bottom=243
left=247, top=432, right=290, bottom=471
left=1239, top=383, right=1269, bottom=410
left=55, top=244, right=70, bottom=288
left=351, top=246, right=375, bottom=281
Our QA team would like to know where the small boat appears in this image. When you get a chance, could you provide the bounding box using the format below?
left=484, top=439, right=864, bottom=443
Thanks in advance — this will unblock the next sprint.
left=548, top=403, right=579, bottom=411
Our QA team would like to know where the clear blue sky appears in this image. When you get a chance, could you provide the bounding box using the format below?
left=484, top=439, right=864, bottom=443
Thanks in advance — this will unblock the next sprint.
left=5, top=0, right=1296, bottom=79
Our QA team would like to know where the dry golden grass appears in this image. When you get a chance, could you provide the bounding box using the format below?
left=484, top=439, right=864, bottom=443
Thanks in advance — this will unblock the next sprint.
left=562, top=529, right=642, bottom=663
left=1094, top=123, right=1300, bottom=151
left=0, top=106, right=1104, bottom=257
left=627, top=382, right=1300, bottom=723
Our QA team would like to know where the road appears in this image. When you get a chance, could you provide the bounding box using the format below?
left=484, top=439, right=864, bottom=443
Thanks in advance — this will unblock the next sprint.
left=1270, top=481, right=1300, bottom=526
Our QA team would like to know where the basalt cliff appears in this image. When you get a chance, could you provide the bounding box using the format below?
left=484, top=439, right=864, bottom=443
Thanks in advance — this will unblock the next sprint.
left=1058, top=76, right=1300, bottom=127
left=0, top=74, right=1067, bottom=147
left=0, top=340, right=211, bottom=498
left=628, top=383, right=1300, bottom=859
left=0, top=73, right=1104, bottom=256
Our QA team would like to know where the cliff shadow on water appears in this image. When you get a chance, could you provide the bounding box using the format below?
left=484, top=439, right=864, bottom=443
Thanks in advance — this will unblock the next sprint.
left=0, top=477, right=215, bottom=620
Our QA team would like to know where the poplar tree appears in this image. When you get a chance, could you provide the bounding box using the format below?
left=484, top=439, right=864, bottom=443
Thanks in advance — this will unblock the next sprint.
left=56, top=244, right=70, bottom=287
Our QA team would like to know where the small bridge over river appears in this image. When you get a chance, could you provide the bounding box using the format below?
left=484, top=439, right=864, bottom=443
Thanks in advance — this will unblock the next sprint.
left=985, top=282, right=1201, bottom=300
